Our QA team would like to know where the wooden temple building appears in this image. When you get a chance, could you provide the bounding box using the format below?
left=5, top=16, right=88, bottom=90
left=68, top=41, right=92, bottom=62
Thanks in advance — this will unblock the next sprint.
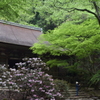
left=0, top=20, right=42, bottom=67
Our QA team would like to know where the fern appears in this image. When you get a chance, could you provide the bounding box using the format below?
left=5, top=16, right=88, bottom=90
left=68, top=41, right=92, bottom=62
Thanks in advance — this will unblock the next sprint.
left=90, top=70, right=100, bottom=85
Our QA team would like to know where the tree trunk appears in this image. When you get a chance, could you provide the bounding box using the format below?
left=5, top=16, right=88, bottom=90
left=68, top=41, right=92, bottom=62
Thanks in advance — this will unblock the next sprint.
left=93, top=1, right=100, bottom=25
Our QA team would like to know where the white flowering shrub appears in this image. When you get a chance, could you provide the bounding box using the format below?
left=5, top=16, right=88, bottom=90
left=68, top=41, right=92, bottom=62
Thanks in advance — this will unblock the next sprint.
left=0, top=58, right=64, bottom=100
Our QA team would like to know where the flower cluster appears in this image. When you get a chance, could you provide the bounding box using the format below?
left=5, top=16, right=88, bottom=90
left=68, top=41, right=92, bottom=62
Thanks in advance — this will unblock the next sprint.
left=0, top=58, right=63, bottom=100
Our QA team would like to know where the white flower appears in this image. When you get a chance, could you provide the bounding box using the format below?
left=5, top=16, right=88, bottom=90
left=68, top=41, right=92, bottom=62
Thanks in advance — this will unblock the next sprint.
left=2, top=75, right=6, bottom=78
left=10, top=68, right=16, bottom=71
left=0, top=78, right=2, bottom=80
left=9, top=86, right=12, bottom=88
left=0, top=82, right=3, bottom=84
left=3, top=84, right=6, bottom=86
left=6, top=71, right=10, bottom=74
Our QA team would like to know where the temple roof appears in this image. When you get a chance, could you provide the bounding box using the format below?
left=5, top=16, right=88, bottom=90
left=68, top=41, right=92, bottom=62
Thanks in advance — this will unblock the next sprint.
left=0, top=20, right=42, bottom=47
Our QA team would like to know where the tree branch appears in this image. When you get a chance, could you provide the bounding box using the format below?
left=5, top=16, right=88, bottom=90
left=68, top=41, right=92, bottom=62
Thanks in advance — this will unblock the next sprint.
left=74, top=8, right=100, bottom=25
left=53, top=1, right=100, bottom=25
left=74, top=8, right=96, bottom=15
left=53, top=3, right=97, bottom=19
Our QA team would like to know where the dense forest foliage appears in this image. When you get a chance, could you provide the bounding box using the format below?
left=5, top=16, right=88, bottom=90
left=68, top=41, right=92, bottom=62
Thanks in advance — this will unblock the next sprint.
left=29, top=0, right=100, bottom=32
left=30, top=0, right=100, bottom=87
left=32, top=18, right=100, bottom=83
left=1, top=0, right=100, bottom=88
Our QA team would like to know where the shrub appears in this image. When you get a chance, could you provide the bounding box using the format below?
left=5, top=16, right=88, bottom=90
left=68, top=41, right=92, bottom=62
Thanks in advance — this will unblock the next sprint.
left=90, top=70, right=100, bottom=89
left=53, top=79, right=70, bottom=98
left=0, top=58, right=66, bottom=100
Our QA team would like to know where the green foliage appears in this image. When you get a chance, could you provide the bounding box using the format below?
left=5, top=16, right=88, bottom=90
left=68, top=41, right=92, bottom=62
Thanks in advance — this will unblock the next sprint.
left=29, top=0, right=100, bottom=32
left=90, top=70, right=100, bottom=85
left=30, top=0, right=68, bottom=32
left=46, top=59, right=69, bottom=68
left=33, top=0, right=94, bottom=21
left=0, top=0, right=32, bottom=21
left=31, top=19, right=100, bottom=58
left=31, top=19, right=100, bottom=84
left=53, top=79, right=70, bottom=98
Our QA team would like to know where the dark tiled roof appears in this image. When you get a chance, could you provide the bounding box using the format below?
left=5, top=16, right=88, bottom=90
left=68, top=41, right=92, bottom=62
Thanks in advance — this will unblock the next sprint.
left=0, top=20, right=42, bottom=47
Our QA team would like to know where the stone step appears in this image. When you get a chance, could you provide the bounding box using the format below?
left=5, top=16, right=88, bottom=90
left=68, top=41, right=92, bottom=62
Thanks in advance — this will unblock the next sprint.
left=69, top=91, right=86, bottom=93
left=69, top=91, right=89, bottom=95
left=68, top=90, right=85, bottom=93
left=68, top=90, right=76, bottom=92
left=69, top=94, right=90, bottom=97
left=66, top=86, right=99, bottom=100
left=67, top=97, right=99, bottom=100
left=68, top=87, right=90, bottom=99
left=68, top=90, right=83, bottom=93
left=66, top=99, right=97, bottom=100
left=70, top=94, right=88, bottom=96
